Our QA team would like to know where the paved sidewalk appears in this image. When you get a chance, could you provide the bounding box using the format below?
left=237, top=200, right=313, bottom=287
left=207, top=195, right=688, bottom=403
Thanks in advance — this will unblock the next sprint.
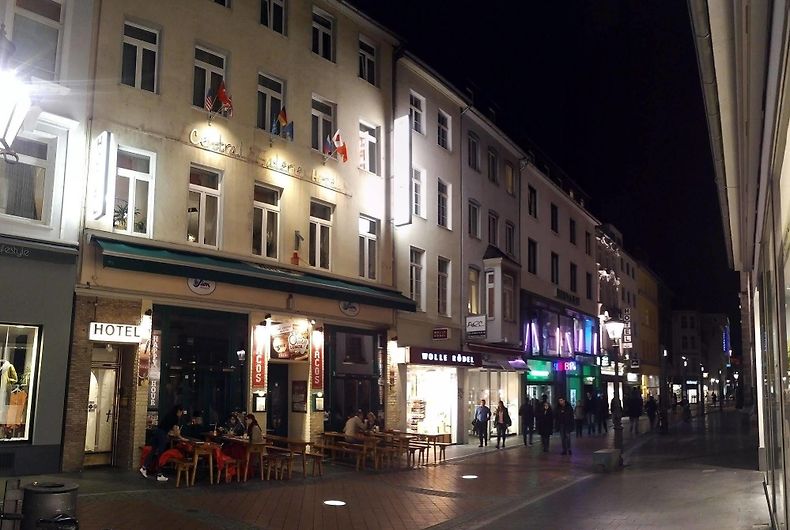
left=0, top=408, right=767, bottom=529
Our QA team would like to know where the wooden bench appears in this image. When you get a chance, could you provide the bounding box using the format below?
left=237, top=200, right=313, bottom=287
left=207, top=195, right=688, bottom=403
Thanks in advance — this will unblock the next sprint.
left=336, top=442, right=365, bottom=470
left=406, top=441, right=430, bottom=467
left=304, top=451, right=324, bottom=476
left=436, top=442, right=453, bottom=463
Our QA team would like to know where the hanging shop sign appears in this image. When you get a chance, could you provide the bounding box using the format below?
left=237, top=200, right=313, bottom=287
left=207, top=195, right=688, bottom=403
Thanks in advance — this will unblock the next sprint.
left=621, top=307, right=633, bottom=349
left=148, top=330, right=161, bottom=408
left=187, top=278, right=216, bottom=295
left=89, top=322, right=145, bottom=343
left=270, top=323, right=310, bottom=360
left=432, top=327, right=450, bottom=340
left=339, top=301, right=360, bottom=317
left=553, top=360, right=579, bottom=374
left=252, top=326, right=267, bottom=391
left=465, top=315, right=487, bottom=337
left=409, top=347, right=481, bottom=367
left=310, top=330, right=324, bottom=390
left=526, top=359, right=553, bottom=382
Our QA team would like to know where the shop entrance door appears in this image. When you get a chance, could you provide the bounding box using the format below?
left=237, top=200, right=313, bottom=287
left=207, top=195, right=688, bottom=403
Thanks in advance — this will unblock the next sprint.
left=268, top=363, right=288, bottom=437
left=84, top=348, right=120, bottom=466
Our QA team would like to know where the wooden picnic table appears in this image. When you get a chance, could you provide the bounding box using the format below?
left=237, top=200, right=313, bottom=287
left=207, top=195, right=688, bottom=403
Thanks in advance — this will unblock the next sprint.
left=261, top=433, right=310, bottom=477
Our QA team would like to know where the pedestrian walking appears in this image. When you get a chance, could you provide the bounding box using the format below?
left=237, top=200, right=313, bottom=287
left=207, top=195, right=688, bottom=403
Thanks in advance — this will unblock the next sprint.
left=574, top=399, right=585, bottom=437
left=628, top=387, right=644, bottom=434
left=584, top=392, right=596, bottom=435
left=474, top=399, right=491, bottom=447
left=519, top=398, right=536, bottom=446
left=494, top=400, right=512, bottom=448
left=555, top=397, right=574, bottom=455
left=645, top=394, right=658, bottom=430
left=596, top=393, right=609, bottom=434
left=536, top=400, right=554, bottom=452
left=712, top=391, right=718, bottom=406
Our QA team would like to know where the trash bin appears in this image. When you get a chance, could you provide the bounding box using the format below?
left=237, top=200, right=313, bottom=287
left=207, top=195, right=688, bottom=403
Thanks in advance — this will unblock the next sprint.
left=22, top=482, right=78, bottom=530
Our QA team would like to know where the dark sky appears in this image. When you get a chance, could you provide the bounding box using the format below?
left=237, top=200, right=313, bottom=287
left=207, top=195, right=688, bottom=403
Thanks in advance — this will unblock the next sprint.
left=350, top=0, right=741, bottom=346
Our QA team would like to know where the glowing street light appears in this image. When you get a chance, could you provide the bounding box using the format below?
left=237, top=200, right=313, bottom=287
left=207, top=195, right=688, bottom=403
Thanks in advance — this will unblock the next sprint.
left=604, top=317, right=625, bottom=454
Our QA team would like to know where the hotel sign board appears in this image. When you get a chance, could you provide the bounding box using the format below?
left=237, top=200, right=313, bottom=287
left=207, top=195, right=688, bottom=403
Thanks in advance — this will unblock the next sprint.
left=89, top=322, right=144, bottom=343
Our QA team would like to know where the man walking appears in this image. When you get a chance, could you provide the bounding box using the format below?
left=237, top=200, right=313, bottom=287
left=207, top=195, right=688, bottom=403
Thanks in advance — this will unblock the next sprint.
left=585, top=392, right=596, bottom=435
left=645, top=394, right=658, bottom=430
left=519, top=398, right=536, bottom=446
left=474, top=399, right=491, bottom=447
left=536, top=400, right=553, bottom=452
left=628, top=387, right=644, bottom=435
left=555, top=397, right=575, bottom=455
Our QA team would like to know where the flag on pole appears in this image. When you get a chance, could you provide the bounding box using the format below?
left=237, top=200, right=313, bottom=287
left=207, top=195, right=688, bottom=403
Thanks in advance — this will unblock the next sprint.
left=204, top=89, right=214, bottom=112
left=216, top=81, right=233, bottom=116
left=323, top=134, right=334, bottom=155
left=332, top=129, right=348, bottom=163
left=271, top=117, right=280, bottom=135
left=272, top=107, right=288, bottom=135
left=283, top=121, right=294, bottom=141
left=277, top=107, right=288, bottom=127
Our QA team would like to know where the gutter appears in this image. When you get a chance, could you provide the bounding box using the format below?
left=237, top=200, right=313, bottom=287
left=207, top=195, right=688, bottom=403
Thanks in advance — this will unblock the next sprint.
left=688, top=0, right=735, bottom=270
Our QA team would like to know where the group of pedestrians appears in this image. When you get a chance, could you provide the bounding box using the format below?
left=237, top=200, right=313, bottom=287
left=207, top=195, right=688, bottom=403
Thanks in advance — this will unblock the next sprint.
left=472, top=399, right=512, bottom=448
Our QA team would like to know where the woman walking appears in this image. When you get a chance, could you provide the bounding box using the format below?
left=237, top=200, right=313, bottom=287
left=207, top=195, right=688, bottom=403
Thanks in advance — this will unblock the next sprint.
left=536, top=400, right=554, bottom=452
left=494, top=400, right=512, bottom=448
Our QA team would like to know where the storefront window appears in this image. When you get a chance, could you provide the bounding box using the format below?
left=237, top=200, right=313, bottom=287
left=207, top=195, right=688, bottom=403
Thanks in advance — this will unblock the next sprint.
left=559, top=315, right=573, bottom=356
left=539, top=310, right=558, bottom=356
left=467, top=369, right=520, bottom=437
left=573, top=316, right=596, bottom=355
left=0, top=324, right=39, bottom=441
left=407, top=366, right=456, bottom=438
left=524, top=317, right=540, bottom=355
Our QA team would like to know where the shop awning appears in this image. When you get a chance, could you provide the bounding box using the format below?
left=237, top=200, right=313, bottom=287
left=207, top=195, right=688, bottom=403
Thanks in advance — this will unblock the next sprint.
left=94, top=236, right=417, bottom=311
left=481, top=354, right=528, bottom=371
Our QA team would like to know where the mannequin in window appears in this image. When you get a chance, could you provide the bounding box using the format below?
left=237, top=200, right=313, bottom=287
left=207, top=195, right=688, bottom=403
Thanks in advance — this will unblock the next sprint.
left=0, top=359, right=18, bottom=424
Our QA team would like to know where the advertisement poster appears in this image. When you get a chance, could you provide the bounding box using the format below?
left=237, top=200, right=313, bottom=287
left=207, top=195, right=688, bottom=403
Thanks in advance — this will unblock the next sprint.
left=292, top=381, right=307, bottom=412
left=270, top=323, right=310, bottom=360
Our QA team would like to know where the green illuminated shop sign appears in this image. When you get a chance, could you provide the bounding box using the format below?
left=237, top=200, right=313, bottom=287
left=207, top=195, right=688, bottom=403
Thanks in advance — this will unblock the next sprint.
left=526, top=360, right=553, bottom=382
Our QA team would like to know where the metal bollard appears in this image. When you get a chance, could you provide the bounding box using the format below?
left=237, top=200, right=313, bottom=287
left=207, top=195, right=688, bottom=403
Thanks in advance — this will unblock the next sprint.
left=21, top=482, right=78, bottom=530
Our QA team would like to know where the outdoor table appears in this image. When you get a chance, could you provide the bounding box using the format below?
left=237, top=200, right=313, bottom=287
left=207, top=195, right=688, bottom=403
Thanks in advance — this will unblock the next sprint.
left=262, top=434, right=309, bottom=477
left=189, top=441, right=217, bottom=485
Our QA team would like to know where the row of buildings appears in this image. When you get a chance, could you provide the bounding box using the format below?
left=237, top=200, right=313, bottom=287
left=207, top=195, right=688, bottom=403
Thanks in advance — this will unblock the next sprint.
left=0, top=0, right=729, bottom=476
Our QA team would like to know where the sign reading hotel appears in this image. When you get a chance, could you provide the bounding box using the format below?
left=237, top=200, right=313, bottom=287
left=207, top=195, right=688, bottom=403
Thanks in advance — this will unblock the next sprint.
left=89, top=322, right=145, bottom=343
left=621, top=307, right=633, bottom=349
left=409, top=348, right=482, bottom=367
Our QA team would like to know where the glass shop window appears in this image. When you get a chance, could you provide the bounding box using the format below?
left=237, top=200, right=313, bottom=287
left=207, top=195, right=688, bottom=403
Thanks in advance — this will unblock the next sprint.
left=0, top=324, right=39, bottom=441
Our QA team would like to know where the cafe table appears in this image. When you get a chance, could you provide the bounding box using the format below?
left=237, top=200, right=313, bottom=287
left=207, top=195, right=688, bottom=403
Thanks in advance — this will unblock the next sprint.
left=188, top=441, right=217, bottom=485
left=261, top=434, right=309, bottom=477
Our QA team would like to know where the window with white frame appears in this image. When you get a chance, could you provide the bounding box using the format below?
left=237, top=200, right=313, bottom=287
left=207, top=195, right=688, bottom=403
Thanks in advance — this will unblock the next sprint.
left=437, top=110, right=450, bottom=150
left=468, top=132, right=480, bottom=170
left=193, top=46, right=225, bottom=112
left=527, top=239, right=537, bottom=274
left=187, top=165, right=221, bottom=248
left=468, top=267, right=480, bottom=315
left=252, top=184, right=279, bottom=259
left=437, top=178, right=449, bottom=228
left=358, top=122, right=378, bottom=174
left=309, top=200, right=332, bottom=269
left=113, top=148, right=154, bottom=237
left=261, top=0, right=286, bottom=35
left=503, top=274, right=515, bottom=321
left=505, top=221, right=515, bottom=255
left=570, top=262, right=578, bottom=293
left=358, top=216, right=377, bottom=280
left=550, top=252, right=559, bottom=285
left=488, top=211, right=498, bottom=245
left=487, top=148, right=498, bottom=183
left=257, top=73, right=284, bottom=132
left=121, top=22, right=158, bottom=92
left=358, top=36, right=376, bottom=85
left=0, top=135, right=54, bottom=222
left=468, top=201, right=480, bottom=238
left=486, top=271, right=495, bottom=319
left=311, top=96, right=335, bottom=152
left=505, top=162, right=515, bottom=195
left=312, top=7, right=334, bottom=61
left=412, top=167, right=424, bottom=217
left=12, top=0, right=63, bottom=80
left=438, top=257, right=450, bottom=316
left=410, top=92, right=425, bottom=134
left=410, top=247, right=424, bottom=310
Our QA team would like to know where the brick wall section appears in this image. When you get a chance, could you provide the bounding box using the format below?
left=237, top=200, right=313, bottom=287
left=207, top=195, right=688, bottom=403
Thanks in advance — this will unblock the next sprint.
left=385, top=362, right=406, bottom=432
left=62, top=296, right=141, bottom=472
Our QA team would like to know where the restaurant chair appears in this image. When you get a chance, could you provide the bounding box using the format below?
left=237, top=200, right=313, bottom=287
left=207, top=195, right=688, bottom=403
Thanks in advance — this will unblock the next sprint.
left=244, top=443, right=268, bottom=481
left=172, top=451, right=199, bottom=488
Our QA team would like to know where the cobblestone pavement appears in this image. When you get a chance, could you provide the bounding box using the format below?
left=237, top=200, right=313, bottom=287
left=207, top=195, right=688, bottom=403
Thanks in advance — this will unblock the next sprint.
left=3, top=408, right=769, bottom=529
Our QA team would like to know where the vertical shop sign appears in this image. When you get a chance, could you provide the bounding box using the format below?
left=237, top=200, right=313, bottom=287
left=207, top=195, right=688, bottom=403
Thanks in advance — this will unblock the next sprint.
left=621, top=307, right=633, bottom=349
left=148, top=330, right=161, bottom=408
left=311, top=329, right=324, bottom=390
left=252, top=325, right=267, bottom=391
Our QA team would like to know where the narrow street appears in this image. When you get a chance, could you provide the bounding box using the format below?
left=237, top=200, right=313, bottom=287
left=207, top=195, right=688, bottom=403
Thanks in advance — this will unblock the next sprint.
left=5, top=408, right=767, bottom=530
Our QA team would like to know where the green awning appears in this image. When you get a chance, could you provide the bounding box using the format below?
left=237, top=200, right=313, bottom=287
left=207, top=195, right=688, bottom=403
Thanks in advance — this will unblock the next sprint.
left=94, top=237, right=416, bottom=311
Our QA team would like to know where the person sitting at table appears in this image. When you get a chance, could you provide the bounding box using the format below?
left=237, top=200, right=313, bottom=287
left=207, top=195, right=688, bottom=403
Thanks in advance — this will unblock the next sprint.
left=224, top=412, right=245, bottom=436
left=180, top=410, right=204, bottom=440
left=140, top=404, right=185, bottom=482
left=344, top=410, right=366, bottom=443
left=244, top=413, right=264, bottom=443
left=365, top=411, right=379, bottom=432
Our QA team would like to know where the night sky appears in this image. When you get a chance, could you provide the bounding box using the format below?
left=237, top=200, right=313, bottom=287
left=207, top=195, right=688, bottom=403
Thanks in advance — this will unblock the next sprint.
left=350, top=1, right=741, bottom=350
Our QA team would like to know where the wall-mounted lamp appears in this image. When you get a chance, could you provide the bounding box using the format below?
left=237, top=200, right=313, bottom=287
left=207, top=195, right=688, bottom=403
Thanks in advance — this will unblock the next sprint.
left=294, top=230, right=304, bottom=251
left=236, top=349, right=246, bottom=361
left=286, top=294, right=295, bottom=310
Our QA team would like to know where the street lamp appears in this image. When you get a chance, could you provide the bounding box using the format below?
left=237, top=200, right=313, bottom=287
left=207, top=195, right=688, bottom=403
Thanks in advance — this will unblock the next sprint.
left=0, top=26, right=31, bottom=164
left=604, top=317, right=625, bottom=454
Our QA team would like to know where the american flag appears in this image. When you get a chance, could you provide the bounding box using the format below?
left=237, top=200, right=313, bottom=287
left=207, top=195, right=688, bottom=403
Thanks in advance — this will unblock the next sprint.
left=204, top=91, right=214, bottom=112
